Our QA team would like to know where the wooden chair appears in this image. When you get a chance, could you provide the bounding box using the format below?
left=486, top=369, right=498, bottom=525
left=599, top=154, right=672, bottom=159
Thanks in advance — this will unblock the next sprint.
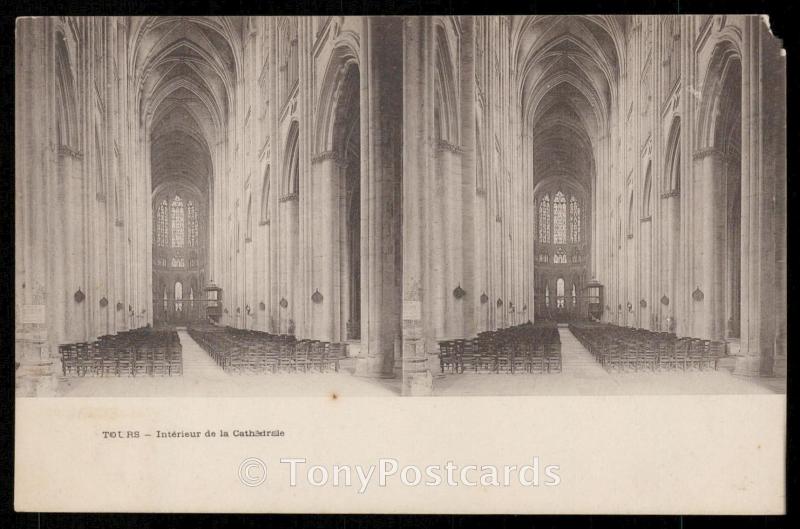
left=639, top=341, right=658, bottom=371
left=459, top=340, right=477, bottom=374
left=529, top=349, right=545, bottom=374
left=511, top=342, right=530, bottom=374
left=308, top=342, right=326, bottom=372
left=132, top=347, right=149, bottom=376
left=657, top=341, right=675, bottom=371
left=673, top=339, right=690, bottom=370
left=76, top=343, right=94, bottom=376
left=438, top=341, right=456, bottom=373
left=279, top=343, right=296, bottom=372
left=152, top=347, right=169, bottom=376
left=98, top=345, right=118, bottom=376
left=167, top=347, right=183, bottom=376
left=60, top=344, right=78, bottom=376
left=546, top=348, right=562, bottom=373
left=496, top=342, right=513, bottom=373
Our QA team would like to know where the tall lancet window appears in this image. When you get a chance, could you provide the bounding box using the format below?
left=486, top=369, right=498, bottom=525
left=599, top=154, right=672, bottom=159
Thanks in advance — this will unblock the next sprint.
left=553, top=191, right=567, bottom=244
left=174, top=281, right=183, bottom=311
left=187, top=200, right=198, bottom=247
left=156, top=200, right=169, bottom=247
left=569, top=195, right=581, bottom=243
left=538, top=194, right=550, bottom=242
left=545, top=283, right=550, bottom=307
left=171, top=195, right=185, bottom=248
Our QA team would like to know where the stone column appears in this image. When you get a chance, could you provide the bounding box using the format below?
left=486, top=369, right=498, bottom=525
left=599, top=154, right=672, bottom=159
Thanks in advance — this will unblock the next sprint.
left=736, top=16, right=784, bottom=376
left=401, top=16, right=435, bottom=395
left=354, top=17, right=402, bottom=378
left=694, top=148, right=724, bottom=340
left=459, top=15, right=477, bottom=338
left=310, top=151, right=342, bottom=342
left=15, top=18, right=58, bottom=396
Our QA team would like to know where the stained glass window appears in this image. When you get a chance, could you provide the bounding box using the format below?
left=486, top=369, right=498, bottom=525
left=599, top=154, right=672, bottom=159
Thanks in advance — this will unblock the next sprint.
left=187, top=200, right=198, bottom=247
left=545, top=283, right=550, bottom=307
left=572, top=283, right=577, bottom=306
left=171, top=195, right=184, bottom=248
left=156, top=200, right=168, bottom=247
left=556, top=278, right=565, bottom=308
left=553, top=191, right=567, bottom=244
left=554, top=247, right=567, bottom=264
left=538, top=194, right=550, bottom=242
left=569, top=195, right=581, bottom=243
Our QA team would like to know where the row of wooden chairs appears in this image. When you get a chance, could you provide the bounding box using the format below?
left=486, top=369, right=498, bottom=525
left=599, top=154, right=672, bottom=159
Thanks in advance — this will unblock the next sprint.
left=59, top=329, right=182, bottom=377
left=188, top=327, right=348, bottom=374
left=439, top=322, right=562, bottom=374
left=570, top=322, right=726, bottom=372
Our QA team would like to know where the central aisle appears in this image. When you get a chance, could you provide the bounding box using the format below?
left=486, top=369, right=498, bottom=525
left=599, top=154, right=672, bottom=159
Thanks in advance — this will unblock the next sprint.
left=555, top=325, right=611, bottom=380
left=176, top=329, right=229, bottom=381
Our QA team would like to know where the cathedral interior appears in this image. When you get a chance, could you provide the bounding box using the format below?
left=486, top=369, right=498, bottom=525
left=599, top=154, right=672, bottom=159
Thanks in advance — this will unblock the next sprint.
left=15, top=16, right=786, bottom=396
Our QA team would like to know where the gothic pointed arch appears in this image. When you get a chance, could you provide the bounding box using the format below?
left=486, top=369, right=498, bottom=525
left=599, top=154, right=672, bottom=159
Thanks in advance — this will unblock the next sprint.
left=284, top=121, right=300, bottom=197
left=642, top=161, right=652, bottom=217
left=315, top=43, right=360, bottom=155
left=434, top=23, right=459, bottom=144
left=260, top=164, right=271, bottom=224
left=54, top=31, right=79, bottom=150
left=665, top=117, right=681, bottom=193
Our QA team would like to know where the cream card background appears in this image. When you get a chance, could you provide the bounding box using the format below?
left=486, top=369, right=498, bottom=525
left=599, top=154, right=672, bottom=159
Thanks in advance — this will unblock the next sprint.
left=15, top=395, right=785, bottom=514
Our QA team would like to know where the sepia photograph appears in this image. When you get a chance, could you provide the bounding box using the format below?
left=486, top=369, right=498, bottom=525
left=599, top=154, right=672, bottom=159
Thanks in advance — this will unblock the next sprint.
left=12, top=13, right=788, bottom=515
left=15, top=14, right=786, bottom=398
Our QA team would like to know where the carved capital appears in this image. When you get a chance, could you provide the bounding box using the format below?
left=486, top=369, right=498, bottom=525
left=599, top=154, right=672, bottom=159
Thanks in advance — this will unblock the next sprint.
left=279, top=192, right=298, bottom=203
left=692, top=147, right=724, bottom=160
left=435, top=139, right=464, bottom=154
left=57, top=144, right=83, bottom=159
left=311, top=150, right=344, bottom=165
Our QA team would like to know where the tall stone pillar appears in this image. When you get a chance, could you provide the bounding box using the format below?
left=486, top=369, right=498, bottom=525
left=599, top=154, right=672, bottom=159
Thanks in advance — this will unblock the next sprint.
left=15, top=18, right=58, bottom=396
left=354, top=17, right=403, bottom=378
left=459, top=15, right=477, bottom=339
left=401, top=16, right=435, bottom=395
left=736, top=16, right=785, bottom=376
left=735, top=16, right=762, bottom=375
left=310, top=152, right=341, bottom=342
left=694, top=148, right=724, bottom=340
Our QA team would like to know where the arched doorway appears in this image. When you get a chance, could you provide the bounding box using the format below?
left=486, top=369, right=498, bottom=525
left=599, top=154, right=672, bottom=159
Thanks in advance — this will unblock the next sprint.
left=700, top=44, right=742, bottom=341
left=718, top=63, right=742, bottom=339
left=325, top=63, right=362, bottom=342
left=315, top=51, right=364, bottom=345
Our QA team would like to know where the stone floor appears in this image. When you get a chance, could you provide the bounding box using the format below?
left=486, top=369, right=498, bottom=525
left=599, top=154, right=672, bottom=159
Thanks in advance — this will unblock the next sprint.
left=53, top=328, right=784, bottom=397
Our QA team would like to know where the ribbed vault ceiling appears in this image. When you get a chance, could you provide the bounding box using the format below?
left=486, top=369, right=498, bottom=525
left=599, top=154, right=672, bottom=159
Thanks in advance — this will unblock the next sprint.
left=514, top=15, right=625, bottom=191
